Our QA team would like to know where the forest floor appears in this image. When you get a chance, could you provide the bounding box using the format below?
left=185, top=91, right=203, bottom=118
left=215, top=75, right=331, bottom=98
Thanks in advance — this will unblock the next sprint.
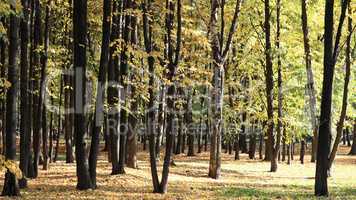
left=1, top=145, right=356, bottom=199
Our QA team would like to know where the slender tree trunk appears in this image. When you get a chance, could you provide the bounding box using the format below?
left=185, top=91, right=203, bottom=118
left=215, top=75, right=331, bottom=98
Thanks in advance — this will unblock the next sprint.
left=2, top=6, right=20, bottom=195
left=282, top=127, right=286, bottom=162
left=41, top=0, right=51, bottom=171
left=259, top=131, right=263, bottom=160
left=349, top=120, right=356, bottom=155
left=88, top=0, right=112, bottom=188
left=208, top=0, right=242, bottom=179
left=19, top=0, right=31, bottom=189
left=186, top=89, right=194, bottom=156
left=48, top=100, right=53, bottom=163
left=328, top=3, right=352, bottom=169
left=315, top=0, right=348, bottom=196
left=301, top=0, right=318, bottom=163
left=143, top=0, right=159, bottom=192
left=346, top=128, right=351, bottom=146
left=300, top=140, right=305, bottom=164
left=126, top=6, right=138, bottom=168
left=287, top=143, right=291, bottom=165
left=272, top=0, right=282, bottom=172
left=73, top=0, right=92, bottom=190
left=248, top=123, right=256, bottom=159
left=32, top=0, right=43, bottom=178
left=0, top=18, right=5, bottom=155
left=239, top=113, right=247, bottom=154
left=107, top=1, right=120, bottom=174
left=156, top=85, right=166, bottom=159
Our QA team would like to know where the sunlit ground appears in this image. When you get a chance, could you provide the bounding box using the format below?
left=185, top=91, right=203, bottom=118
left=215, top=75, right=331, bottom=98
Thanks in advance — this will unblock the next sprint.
left=1, top=144, right=355, bottom=199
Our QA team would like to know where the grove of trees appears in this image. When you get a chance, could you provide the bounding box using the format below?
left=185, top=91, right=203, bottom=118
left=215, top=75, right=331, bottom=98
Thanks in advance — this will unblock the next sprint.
left=0, top=0, right=354, bottom=197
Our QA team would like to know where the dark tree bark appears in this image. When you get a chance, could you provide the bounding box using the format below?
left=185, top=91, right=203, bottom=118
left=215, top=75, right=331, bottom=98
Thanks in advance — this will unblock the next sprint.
left=239, top=113, right=247, bottom=153
left=126, top=5, right=138, bottom=168
left=301, top=0, right=318, bottom=163
left=32, top=0, right=42, bottom=178
left=300, top=140, right=305, bottom=164
left=198, top=117, right=202, bottom=154
left=259, top=130, right=263, bottom=160
left=73, top=0, right=92, bottom=190
left=143, top=0, right=159, bottom=191
left=175, top=114, right=183, bottom=154
left=48, top=99, right=54, bottom=163
left=248, top=122, right=256, bottom=159
left=64, top=73, right=74, bottom=163
left=2, top=5, right=20, bottom=196
left=19, top=0, right=31, bottom=189
left=315, top=0, right=349, bottom=196
left=41, top=0, right=51, bottom=171
left=349, top=120, right=356, bottom=155
left=107, top=1, right=120, bottom=174
left=282, top=127, right=286, bottom=161
left=0, top=18, right=5, bottom=155
left=186, top=89, right=194, bottom=156
left=287, top=143, right=291, bottom=165
left=144, top=0, right=182, bottom=193
left=264, top=0, right=277, bottom=172
left=88, top=0, right=112, bottom=188
left=117, top=0, right=133, bottom=175
left=346, top=128, right=351, bottom=146
left=328, top=2, right=352, bottom=169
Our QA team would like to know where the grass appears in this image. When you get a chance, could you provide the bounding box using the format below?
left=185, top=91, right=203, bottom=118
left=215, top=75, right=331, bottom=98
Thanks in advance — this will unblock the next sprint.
left=1, top=145, right=355, bottom=199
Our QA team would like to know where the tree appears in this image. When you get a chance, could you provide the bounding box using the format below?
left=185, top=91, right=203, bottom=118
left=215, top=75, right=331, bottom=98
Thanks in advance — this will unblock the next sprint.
left=73, top=0, right=92, bottom=190
left=19, top=0, right=31, bottom=188
left=144, top=0, right=182, bottom=193
left=350, top=120, right=356, bottom=155
left=40, top=0, right=52, bottom=171
left=89, top=0, right=112, bottom=187
left=32, top=0, right=43, bottom=178
left=2, top=2, right=20, bottom=196
left=315, top=0, right=349, bottom=196
left=301, top=0, right=318, bottom=163
left=328, top=1, right=352, bottom=170
left=107, top=0, right=120, bottom=175
left=208, top=0, right=242, bottom=179
left=264, top=0, right=278, bottom=172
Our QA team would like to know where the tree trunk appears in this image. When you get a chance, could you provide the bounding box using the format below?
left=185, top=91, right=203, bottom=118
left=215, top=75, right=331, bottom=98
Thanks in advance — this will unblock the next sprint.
left=107, top=1, right=120, bottom=175
left=89, top=0, right=112, bottom=188
left=248, top=123, right=256, bottom=159
left=300, top=140, right=305, bottom=164
left=2, top=6, right=20, bottom=196
left=32, top=0, right=43, bottom=178
left=349, top=120, right=356, bottom=155
left=315, top=0, right=348, bottom=196
left=346, top=128, right=351, bottom=146
left=328, top=3, right=352, bottom=169
left=186, top=89, right=194, bottom=156
left=264, top=0, right=277, bottom=172
left=272, top=0, right=282, bottom=172
left=301, top=0, right=318, bottom=163
left=49, top=101, right=54, bottom=163
left=73, top=0, right=92, bottom=190
left=19, top=0, right=31, bottom=189
left=126, top=10, right=138, bottom=168
left=41, top=0, right=51, bottom=171
left=282, top=128, right=286, bottom=162
left=0, top=18, right=6, bottom=155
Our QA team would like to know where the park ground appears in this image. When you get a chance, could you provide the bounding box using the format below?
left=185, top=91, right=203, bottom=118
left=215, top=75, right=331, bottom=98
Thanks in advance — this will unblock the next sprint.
left=1, top=145, right=355, bottom=199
